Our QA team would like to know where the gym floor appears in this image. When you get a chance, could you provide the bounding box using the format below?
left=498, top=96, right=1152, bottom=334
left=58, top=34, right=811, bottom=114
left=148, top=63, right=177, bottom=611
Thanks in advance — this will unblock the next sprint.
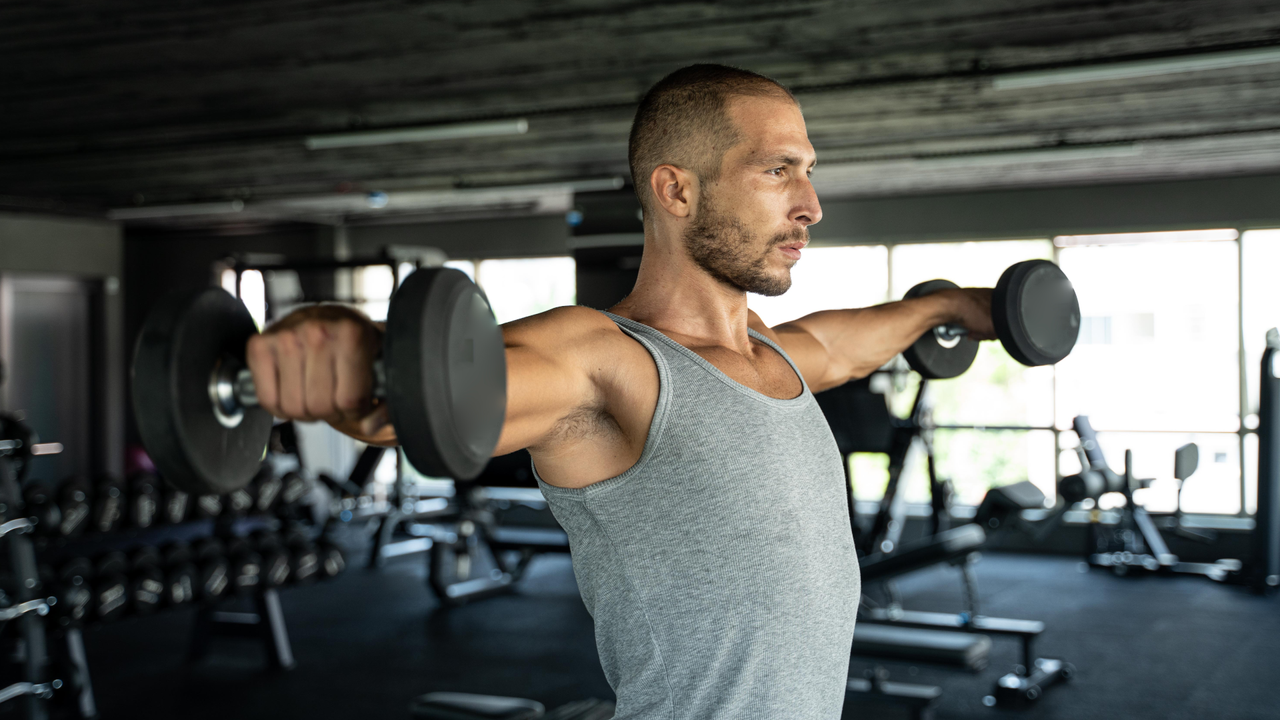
left=82, top=533, right=1279, bottom=720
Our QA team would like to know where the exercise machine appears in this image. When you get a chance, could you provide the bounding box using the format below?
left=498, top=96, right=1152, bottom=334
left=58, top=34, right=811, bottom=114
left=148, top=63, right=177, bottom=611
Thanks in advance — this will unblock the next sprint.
left=1063, top=416, right=1243, bottom=580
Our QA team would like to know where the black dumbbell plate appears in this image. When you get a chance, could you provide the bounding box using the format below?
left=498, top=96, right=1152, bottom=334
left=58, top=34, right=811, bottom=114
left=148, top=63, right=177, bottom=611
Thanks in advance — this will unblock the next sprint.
left=131, top=289, right=273, bottom=495
left=993, top=260, right=1081, bottom=367
left=902, top=279, right=981, bottom=380
left=384, top=268, right=507, bottom=481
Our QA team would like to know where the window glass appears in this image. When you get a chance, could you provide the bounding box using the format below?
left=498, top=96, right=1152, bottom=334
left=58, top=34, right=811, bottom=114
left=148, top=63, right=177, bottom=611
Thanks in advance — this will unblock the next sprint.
left=748, top=245, right=889, bottom=327
left=931, top=429, right=1057, bottom=506
left=1242, top=229, right=1280, bottom=421
left=354, top=265, right=395, bottom=321
left=1055, top=237, right=1239, bottom=432
left=890, top=240, right=1056, bottom=428
left=445, top=259, right=477, bottom=281
left=1059, top=429, right=1240, bottom=514
left=476, top=257, right=576, bottom=324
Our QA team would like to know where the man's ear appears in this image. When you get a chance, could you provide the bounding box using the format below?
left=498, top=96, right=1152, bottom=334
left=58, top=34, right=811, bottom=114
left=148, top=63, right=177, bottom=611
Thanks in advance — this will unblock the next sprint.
left=649, top=164, right=697, bottom=219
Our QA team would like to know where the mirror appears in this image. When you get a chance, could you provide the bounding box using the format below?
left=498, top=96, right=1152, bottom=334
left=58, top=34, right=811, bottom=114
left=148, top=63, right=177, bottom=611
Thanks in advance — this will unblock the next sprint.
left=1174, top=443, right=1199, bottom=481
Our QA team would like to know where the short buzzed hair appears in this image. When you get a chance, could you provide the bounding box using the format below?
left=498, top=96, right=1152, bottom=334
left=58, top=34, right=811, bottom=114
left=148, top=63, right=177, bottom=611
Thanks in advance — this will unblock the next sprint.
left=628, top=64, right=796, bottom=214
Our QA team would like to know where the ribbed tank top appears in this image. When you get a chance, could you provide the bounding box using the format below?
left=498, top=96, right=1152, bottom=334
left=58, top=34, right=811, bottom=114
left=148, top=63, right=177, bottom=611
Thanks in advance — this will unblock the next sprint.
left=534, top=312, right=860, bottom=720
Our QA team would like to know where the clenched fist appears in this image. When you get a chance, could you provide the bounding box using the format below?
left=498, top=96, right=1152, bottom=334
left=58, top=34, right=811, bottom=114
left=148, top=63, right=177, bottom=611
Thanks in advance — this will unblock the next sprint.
left=245, top=305, right=392, bottom=440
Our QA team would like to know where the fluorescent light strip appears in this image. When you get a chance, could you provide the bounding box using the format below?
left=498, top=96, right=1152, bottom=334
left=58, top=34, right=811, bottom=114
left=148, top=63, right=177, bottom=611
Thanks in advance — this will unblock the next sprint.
left=305, top=118, right=529, bottom=150
left=994, top=46, right=1280, bottom=90
left=1054, top=229, right=1240, bottom=247
left=107, top=177, right=625, bottom=221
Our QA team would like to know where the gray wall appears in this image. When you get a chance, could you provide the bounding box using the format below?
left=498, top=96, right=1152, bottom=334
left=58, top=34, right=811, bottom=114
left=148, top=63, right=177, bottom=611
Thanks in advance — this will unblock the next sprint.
left=810, top=172, right=1280, bottom=246
left=0, top=212, right=124, bottom=477
left=347, top=215, right=572, bottom=259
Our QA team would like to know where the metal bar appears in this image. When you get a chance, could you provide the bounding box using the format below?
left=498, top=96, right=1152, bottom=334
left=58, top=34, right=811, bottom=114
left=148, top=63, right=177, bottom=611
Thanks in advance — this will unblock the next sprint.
left=1237, top=232, right=1249, bottom=517
left=231, top=258, right=399, bottom=272
left=932, top=425, right=1055, bottom=431
left=258, top=589, right=295, bottom=670
left=65, top=628, right=96, bottom=720
left=0, top=599, right=49, bottom=622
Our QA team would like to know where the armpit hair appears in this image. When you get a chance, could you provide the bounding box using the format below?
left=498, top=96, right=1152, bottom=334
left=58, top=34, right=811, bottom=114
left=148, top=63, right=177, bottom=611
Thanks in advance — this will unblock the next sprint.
left=546, top=404, right=621, bottom=445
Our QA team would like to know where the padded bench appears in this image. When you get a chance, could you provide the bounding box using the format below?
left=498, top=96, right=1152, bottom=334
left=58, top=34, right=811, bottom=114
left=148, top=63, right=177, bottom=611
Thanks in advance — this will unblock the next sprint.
left=411, top=693, right=613, bottom=720
left=847, top=622, right=992, bottom=720
left=853, top=623, right=991, bottom=670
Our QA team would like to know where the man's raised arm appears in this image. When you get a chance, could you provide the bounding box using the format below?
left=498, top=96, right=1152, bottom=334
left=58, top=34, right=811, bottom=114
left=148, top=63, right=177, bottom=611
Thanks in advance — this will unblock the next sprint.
left=245, top=303, right=608, bottom=456
left=768, top=288, right=994, bottom=393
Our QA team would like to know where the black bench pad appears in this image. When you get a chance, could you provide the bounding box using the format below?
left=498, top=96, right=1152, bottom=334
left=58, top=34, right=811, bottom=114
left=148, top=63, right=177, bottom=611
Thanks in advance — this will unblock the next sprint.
left=853, top=624, right=991, bottom=670
left=411, top=693, right=545, bottom=720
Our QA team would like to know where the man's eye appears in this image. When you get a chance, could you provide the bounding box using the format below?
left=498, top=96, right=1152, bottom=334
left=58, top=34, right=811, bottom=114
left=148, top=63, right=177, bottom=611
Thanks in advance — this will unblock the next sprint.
left=767, top=167, right=784, bottom=176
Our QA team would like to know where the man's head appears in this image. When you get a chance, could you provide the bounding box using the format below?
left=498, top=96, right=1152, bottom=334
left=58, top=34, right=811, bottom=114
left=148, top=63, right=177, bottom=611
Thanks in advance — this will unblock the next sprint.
left=629, top=64, right=821, bottom=296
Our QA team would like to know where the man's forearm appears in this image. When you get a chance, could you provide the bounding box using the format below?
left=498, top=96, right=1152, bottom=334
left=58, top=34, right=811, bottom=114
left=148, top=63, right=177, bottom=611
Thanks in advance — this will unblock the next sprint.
left=779, top=291, right=970, bottom=389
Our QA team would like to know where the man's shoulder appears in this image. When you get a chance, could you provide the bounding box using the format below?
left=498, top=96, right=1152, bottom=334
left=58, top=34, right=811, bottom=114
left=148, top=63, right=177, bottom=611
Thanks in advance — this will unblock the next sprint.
left=502, top=305, right=638, bottom=354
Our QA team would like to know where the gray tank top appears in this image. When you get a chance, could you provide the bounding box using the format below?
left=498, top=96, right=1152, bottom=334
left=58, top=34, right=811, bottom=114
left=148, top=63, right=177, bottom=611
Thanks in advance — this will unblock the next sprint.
left=535, top=312, right=860, bottom=720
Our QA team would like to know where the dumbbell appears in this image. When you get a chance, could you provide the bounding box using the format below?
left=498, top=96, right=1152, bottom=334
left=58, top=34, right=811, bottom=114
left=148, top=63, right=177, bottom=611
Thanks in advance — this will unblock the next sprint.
left=284, top=529, right=320, bottom=585
left=127, top=472, right=160, bottom=529
left=161, top=542, right=198, bottom=607
left=194, top=493, right=223, bottom=519
left=92, top=552, right=130, bottom=622
left=160, top=485, right=190, bottom=525
left=226, top=538, right=262, bottom=593
left=192, top=538, right=230, bottom=602
left=252, top=469, right=284, bottom=514
left=131, top=268, right=507, bottom=498
left=92, top=475, right=125, bottom=534
left=278, top=471, right=310, bottom=511
left=129, top=546, right=165, bottom=616
left=49, top=558, right=93, bottom=628
left=317, top=534, right=346, bottom=580
left=22, top=482, right=62, bottom=537
left=251, top=531, right=292, bottom=588
left=56, top=477, right=91, bottom=538
left=902, top=260, right=1081, bottom=379
left=225, top=486, right=255, bottom=517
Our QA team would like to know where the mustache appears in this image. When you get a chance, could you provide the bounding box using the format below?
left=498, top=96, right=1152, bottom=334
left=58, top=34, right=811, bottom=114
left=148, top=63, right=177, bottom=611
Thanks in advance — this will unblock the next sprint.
left=772, top=226, right=810, bottom=246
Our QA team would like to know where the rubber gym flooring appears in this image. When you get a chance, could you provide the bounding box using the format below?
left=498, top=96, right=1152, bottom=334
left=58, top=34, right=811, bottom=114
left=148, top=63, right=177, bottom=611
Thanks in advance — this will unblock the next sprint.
left=82, top=535, right=1280, bottom=720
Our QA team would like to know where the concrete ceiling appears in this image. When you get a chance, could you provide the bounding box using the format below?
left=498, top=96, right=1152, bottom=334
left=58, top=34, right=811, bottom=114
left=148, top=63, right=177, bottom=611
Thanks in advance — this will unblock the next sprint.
left=4, top=0, right=1280, bottom=224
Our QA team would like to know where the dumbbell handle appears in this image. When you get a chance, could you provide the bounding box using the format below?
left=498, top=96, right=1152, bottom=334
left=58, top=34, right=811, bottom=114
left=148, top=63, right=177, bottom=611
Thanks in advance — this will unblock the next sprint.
left=209, top=357, right=387, bottom=419
left=933, top=324, right=969, bottom=342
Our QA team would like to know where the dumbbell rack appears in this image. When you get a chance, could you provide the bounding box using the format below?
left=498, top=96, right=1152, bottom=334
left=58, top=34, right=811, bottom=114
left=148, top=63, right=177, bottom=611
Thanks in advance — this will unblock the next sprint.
left=23, top=459, right=349, bottom=719
left=187, top=515, right=296, bottom=671
left=0, top=419, right=65, bottom=720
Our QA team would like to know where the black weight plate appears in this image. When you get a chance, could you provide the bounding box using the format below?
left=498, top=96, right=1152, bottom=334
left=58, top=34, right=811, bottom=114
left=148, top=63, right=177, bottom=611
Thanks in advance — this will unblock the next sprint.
left=901, top=279, right=980, bottom=380
left=993, top=260, right=1081, bottom=367
left=131, top=289, right=272, bottom=495
left=384, top=268, right=507, bottom=480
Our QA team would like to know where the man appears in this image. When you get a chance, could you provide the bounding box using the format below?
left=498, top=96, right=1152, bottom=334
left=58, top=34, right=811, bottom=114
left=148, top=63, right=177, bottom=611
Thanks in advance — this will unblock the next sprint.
left=246, top=64, right=995, bottom=719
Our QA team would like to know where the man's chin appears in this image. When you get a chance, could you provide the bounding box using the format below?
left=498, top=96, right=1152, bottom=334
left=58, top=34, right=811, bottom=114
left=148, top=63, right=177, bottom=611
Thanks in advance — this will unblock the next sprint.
left=747, top=271, right=792, bottom=297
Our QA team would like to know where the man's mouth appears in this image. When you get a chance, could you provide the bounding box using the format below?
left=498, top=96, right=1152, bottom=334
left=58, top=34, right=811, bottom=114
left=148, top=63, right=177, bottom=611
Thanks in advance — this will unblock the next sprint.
left=777, top=240, right=807, bottom=260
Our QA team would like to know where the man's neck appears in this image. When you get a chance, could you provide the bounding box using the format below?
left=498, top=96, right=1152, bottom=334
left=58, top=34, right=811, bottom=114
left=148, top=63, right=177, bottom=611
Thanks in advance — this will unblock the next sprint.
left=610, top=233, right=757, bottom=354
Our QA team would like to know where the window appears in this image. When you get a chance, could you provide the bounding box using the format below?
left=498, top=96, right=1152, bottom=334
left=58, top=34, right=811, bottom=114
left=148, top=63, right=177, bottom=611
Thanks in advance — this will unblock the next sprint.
left=748, top=246, right=889, bottom=326
left=353, top=265, right=395, bottom=321
left=1055, top=234, right=1240, bottom=433
left=1053, top=230, right=1242, bottom=514
left=1242, top=230, right=1280, bottom=422
left=890, top=240, right=1056, bottom=429
left=475, top=257, right=576, bottom=324
left=1058, top=430, right=1242, bottom=515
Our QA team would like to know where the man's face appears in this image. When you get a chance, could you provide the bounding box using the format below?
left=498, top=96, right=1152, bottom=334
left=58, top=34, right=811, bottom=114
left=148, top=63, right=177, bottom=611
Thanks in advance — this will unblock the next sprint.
left=683, top=95, right=821, bottom=296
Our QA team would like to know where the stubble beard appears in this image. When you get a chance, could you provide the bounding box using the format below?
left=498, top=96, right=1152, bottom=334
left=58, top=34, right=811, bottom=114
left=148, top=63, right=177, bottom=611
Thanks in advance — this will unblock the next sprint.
left=682, top=191, right=807, bottom=297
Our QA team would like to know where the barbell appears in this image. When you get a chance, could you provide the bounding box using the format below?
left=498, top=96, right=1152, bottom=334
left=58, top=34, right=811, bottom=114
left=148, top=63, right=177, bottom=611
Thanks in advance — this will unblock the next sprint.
left=131, top=268, right=508, bottom=496
left=901, top=259, right=1081, bottom=379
